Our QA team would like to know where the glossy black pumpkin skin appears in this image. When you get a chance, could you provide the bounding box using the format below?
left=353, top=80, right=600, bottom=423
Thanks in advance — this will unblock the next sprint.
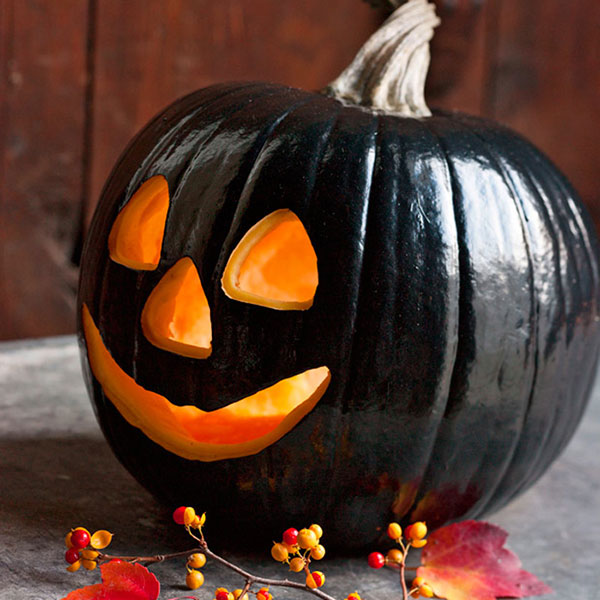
left=78, top=82, right=600, bottom=549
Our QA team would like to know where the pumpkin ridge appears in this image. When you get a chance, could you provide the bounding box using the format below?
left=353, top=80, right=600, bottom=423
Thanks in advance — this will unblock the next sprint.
left=122, top=83, right=267, bottom=209
left=540, top=165, right=600, bottom=464
left=474, top=127, right=580, bottom=502
left=321, top=109, right=380, bottom=527
left=408, top=115, right=538, bottom=522
left=496, top=131, right=600, bottom=501
left=372, top=115, right=460, bottom=522
left=448, top=116, right=553, bottom=514
left=435, top=118, right=540, bottom=518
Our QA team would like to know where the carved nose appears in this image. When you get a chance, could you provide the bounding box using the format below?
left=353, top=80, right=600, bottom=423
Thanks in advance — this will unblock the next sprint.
left=141, top=257, right=213, bottom=359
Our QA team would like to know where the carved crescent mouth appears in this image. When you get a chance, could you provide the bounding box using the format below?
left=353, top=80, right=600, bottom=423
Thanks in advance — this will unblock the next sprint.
left=82, top=305, right=330, bottom=461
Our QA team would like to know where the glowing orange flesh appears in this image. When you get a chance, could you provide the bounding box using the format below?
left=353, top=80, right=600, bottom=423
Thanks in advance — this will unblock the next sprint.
left=141, top=257, right=212, bottom=359
left=82, top=304, right=330, bottom=461
left=108, top=175, right=169, bottom=270
left=222, top=209, right=318, bottom=310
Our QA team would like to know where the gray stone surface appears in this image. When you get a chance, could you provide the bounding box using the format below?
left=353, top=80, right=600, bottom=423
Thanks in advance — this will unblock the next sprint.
left=1, top=336, right=599, bottom=599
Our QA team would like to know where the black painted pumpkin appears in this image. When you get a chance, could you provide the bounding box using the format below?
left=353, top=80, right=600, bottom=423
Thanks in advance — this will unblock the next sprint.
left=78, top=0, right=600, bottom=549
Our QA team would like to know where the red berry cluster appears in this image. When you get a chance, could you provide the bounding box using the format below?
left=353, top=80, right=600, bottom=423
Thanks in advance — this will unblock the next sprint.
left=368, top=521, right=435, bottom=598
left=63, top=527, right=113, bottom=572
left=271, top=524, right=326, bottom=589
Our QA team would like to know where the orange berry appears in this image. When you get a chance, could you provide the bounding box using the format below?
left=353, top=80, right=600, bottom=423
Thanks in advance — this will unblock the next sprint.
left=289, top=557, right=305, bottom=572
left=188, top=552, right=207, bottom=568
left=310, top=544, right=326, bottom=560
left=419, top=583, right=434, bottom=598
left=346, top=594, right=361, bottom=600
left=183, top=507, right=196, bottom=526
left=297, top=528, right=318, bottom=549
left=306, top=571, right=325, bottom=588
left=191, top=512, right=207, bottom=528
left=386, top=548, right=403, bottom=563
left=256, top=587, right=272, bottom=600
left=271, top=542, right=289, bottom=562
left=309, top=524, right=323, bottom=539
left=387, top=522, right=402, bottom=540
left=81, top=549, right=99, bottom=560
left=66, top=560, right=81, bottom=573
left=412, top=577, right=425, bottom=587
left=233, top=590, right=249, bottom=600
left=411, top=539, right=427, bottom=548
left=186, top=569, right=204, bottom=590
left=409, top=522, right=427, bottom=540
left=90, top=530, right=113, bottom=550
left=82, top=559, right=97, bottom=570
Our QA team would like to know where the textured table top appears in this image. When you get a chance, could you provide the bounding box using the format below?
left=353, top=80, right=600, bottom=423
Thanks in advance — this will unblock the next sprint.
left=1, top=336, right=599, bottom=600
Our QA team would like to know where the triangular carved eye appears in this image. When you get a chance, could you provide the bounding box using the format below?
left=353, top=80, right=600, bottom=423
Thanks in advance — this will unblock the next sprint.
left=141, top=257, right=212, bottom=359
left=221, top=209, right=318, bottom=310
left=108, top=175, right=169, bottom=270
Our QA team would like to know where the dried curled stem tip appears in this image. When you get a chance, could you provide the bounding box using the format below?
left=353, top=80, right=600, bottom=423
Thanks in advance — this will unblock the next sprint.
left=324, top=0, right=440, bottom=117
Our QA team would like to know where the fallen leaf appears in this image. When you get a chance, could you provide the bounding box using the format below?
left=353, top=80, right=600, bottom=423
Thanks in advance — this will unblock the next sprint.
left=61, top=561, right=160, bottom=600
left=416, top=520, right=552, bottom=600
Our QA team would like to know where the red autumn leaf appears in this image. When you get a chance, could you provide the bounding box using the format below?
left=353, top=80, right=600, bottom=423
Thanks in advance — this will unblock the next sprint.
left=61, top=561, right=160, bottom=600
left=416, top=520, right=552, bottom=600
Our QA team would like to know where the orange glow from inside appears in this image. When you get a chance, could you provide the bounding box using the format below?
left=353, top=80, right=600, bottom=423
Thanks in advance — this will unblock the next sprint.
left=222, top=209, right=318, bottom=310
left=108, top=175, right=169, bottom=270
left=82, top=305, right=330, bottom=461
left=141, top=257, right=212, bottom=359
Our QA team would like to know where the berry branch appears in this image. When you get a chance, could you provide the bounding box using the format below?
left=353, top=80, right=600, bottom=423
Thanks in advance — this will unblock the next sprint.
left=61, top=512, right=551, bottom=600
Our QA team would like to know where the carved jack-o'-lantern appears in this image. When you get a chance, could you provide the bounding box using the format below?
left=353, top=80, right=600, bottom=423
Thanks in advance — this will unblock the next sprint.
left=78, top=1, right=600, bottom=548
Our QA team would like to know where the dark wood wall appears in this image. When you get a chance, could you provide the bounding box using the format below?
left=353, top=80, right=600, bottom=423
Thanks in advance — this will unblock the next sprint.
left=1, top=0, right=598, bottom=340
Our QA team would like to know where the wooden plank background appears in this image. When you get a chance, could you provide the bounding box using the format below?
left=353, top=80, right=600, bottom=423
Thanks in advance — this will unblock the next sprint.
left=1, top=0, right=599, bottom=340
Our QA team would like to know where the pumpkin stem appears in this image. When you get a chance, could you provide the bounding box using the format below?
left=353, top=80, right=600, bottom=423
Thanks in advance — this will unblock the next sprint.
left=323, top=0, right=440, bottom=117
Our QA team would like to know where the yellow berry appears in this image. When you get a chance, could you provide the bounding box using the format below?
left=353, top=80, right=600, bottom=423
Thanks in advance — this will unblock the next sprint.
left=411, top=539, right=427, bottom=548
left=297, top=528, right=318, bottom=549
left=183, top=507, right=197, bottom=526
left=90, top=530, right=113, bottom=550
left=409, top=522, right=427, bottom=540
left=186, top=569, right=204, bottom=590
left=412, top=577, right=425, bottom=588
left=66, top=560, right=81, bottom=573
left=233, top=590, right=249, bottom=600
left=387, top=522, right=402, bottom=540
left=306, top=570, right=325, bottom=589
left=271, top=542, right=289, bottom=562
left=309, top=524, right=323, bottom=539
left=386, top=548, right=403, bottom=563
left=191, top=512, right=206, bottom=528
left=188, top=552, right=207, bottom=568
left=81, top=549, right=99, bottom=560
left=419, top=583, right=434, bottom=598
left=310, top=544, right=326, bottom=560
left=81, top=559, right=97, bottom=570
left=289, top=557, right=305, bottom=572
